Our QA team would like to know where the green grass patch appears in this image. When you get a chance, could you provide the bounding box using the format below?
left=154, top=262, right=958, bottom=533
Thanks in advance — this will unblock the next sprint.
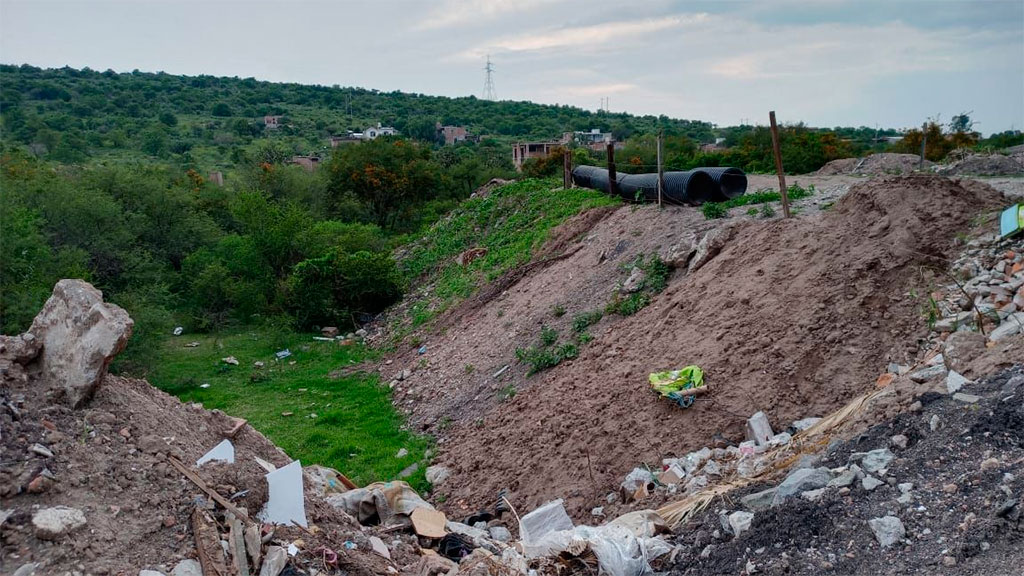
left=702, top=183, right=814, bottom=220
left=394, top=178, right=619, bottom=334
left=147, top=328, right=431, bottom=491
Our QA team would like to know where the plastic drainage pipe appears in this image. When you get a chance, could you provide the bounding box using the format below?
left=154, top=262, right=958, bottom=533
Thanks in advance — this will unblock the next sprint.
left=571, top=166, right=746, bottom=205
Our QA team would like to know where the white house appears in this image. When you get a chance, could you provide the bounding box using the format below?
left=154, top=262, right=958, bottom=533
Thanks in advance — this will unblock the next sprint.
left=363, top=122, right=398, bottom=140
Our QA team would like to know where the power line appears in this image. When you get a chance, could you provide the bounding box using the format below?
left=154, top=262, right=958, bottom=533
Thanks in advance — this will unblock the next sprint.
left=483, top=55, right=496, bottom=101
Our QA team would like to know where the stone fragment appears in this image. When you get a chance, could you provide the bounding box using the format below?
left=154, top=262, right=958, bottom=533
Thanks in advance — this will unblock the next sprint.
left=990, top=312, right=1024, bottom=341
left=953, top=393, right=980, bottom=403
left=171, top=560, right=202, bottom=576
left=0, top=333, right=41, bottom=364
left=489, top=526, right=512, bottom=542
left=929, top=414, right=941, bottom=431
left=688, top=227, right=731, bottom=274
left=981, top=458, right=1001, bottom=472
left=868, top=516, right=905, bottom=548
left=773, top=467, right=832, bottom=504
left=369, top=536, right=390, bottom=559
left=801, top=488, right=826, bottom=502
left=740, top=487, right=777, bottom=512
left=425, top=465, right=451, bottom=486
left=908, top=365, right=947, bottom=383
left=660, top=233, right=697, bottom=268
left=857, top=449, right=894, bottom=474
left=862, top=476, right=884, bottom=491
left=890, top=434, right=908, bottom=449
left=725, top=511, right=754, bottom=537
left=32, top=506, right=87, bottom=540
left=946, top=371, right=970, bottom=394
left=943, top=331, right=986, bottom=372
left=621, top=267, right=646, bottom=293
left=790, top=417, right=821, bottom=432
left=746, top=411, right=774, bottom=447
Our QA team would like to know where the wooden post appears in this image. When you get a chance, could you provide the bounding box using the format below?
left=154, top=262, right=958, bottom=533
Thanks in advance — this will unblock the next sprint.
left=563, top=149, right=572, bottom=189
left=919, top=122, right=927, bottom=170
left=768, top=111, right=791, bottom=219
left=657, top=130, right=665, bottom=207
left=606, top=142, right=619, bottom=197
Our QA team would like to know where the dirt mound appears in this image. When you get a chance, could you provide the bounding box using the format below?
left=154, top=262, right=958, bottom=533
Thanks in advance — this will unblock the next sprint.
left=433, top=175, right=1006, bottom=517
left=938, top=153, right=1024, bottom=176
left=816, top=153, right=931, bottom=176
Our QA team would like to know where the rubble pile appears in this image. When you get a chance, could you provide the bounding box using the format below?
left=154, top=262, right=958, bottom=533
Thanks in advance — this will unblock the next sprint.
left=815, top=153, right=932, bottom=176
left=937, top=153, right=1024, bottom=177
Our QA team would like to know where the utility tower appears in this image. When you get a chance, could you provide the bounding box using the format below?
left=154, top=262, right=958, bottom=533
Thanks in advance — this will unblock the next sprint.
left=483, top=55, right=496, bottom=101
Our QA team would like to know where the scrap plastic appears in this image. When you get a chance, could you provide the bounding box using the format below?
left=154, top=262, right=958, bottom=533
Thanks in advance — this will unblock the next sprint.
left=649, top=366, right=705, bottom=408
left=1000, top=204, right=1024, bottom=237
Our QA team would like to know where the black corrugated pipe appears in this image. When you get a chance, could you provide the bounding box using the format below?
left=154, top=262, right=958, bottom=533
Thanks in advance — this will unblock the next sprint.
left=571, top=165, right=747, bottom=205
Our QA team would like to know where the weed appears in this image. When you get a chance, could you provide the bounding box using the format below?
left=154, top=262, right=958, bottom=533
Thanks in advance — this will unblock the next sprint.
left=540, top=325, right=558, bottom=346
left=760, top=203, right=775, bottom=218
left=701, top=202, right=728, bottom=220
left=576, top=332, right=594, bottom=345
left=249, top=370, right=271, bottom=384
left=552, top=304, right=566, bottom=317
left=501, top=384, right=517, bottom=400
left=515, top=346, right=561, bottom=375
left=636, top=255, right=671, bottom=293
left=572, top=310, right=603, bottom=332
left=437, top=416, right=452, bottom=431
left=435, top=494, right=447, bottom=503
left=606, top=293, right=651, bottom=316
left=463, top=363, right=474, bottom=374
left=747, top=207, right=758, bottom=217
left=558, top=342, right=579, bottom=360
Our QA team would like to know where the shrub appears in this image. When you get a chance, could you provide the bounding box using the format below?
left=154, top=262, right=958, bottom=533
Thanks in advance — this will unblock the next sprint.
left=540, top=325, right=558, bottom=346
left=572, top=310, right=603, bottom=332
left=701, top=202, right=727, bottom=220
left=606, top=292, right=650, bottom=316
left=287, top=249, right=403, bottom=330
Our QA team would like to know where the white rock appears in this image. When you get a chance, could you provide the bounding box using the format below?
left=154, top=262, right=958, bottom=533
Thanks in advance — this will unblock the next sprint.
left=946, top=371, right=970, bottom=394
left=688, top=227, right=731, bottom=273
left=425, top=465, right=451, bottom=485
left=868, top=516, right=905, bottom=548
left=32, top=506, right=86, bottom=540
left=746, top=411, right=774, bottom=447
left=727, top=511, right=754, bottom=537
left=862, top=475, right=884, bottom=491
left=990, top=312, right=1024, bottom=341
left=769, top=432, right=792, bottom=447
left=369, top=536, right=391, bottom=559
left=890, top=434, right=908, bottom=449
left=909, top=365, right=947, bottom=383
left=858, top=449, right=894, bottom=474
left=170, top=561, right=201, bottom=576
left=621, top=267, right=646, bottom=293
left=395, top=448, right=409, bottom=459
left=791, top=417, right=821, bottom=432
left=489, top=526, right=512, bottom=542
left=139, top=571, right=165, bottom=576
left=28, top=280, right=134, bottom=407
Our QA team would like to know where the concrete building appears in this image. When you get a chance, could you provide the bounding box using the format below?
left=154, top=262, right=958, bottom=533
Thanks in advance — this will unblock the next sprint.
left=437, top=123, right=470, bottom=145
left=264, top=115, right=283, bottom=129
left=512, top=141, right=561, bottom=171
left=289, top=155, right=320, bottom=172
left=208, top=171, right=224, bottom=187
left=329, top=132, right=363, bottom=147
left=363, top=123, right=397, bottom=140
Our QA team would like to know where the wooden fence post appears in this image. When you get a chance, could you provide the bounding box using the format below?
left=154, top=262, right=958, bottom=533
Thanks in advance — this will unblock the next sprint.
left=919, top=122, right=928, bottom=170
left=657, top=130, right=665, bottom=207
left=606, top=143, right=619, bottom=197
left=769, top=111, right=791, bottom=218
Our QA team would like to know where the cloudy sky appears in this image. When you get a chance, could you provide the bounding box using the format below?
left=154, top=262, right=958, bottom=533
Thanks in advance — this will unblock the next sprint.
left=2, top=0, right=1022, bottom=133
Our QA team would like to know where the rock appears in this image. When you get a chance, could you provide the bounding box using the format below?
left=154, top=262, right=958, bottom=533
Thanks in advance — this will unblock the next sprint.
left=858, top=449, right=894, bottom=474
left=28, top=280, right=134, bottom=407
left=943, top=331, right=987, bottom=372
left=139, top=571, right=165, bottom=576
left=489, top=526, right=512, bottom=542
left=862, top=475, right=884, bottom=491
left=725, top=511, right=754, bottom=537
left=32, top=506, right=87, bottom=540
left=953, top=393, right=981, bottom=403
left=790, top=417, right=821, bottom=432
left=221, top=356, right=239, bottom=365
left=259, top=546, right=288, bottom=576
left=369, top=536, right=391, bottom=559
left=890, top=434, right=908, bottom=449
left=138, top=435, right=169, bottom=455
left=942, top=556, right=957, bottom=567
left=930, top=414, right=942, bottom=431
left=591, top=506, right=605, bottom=517
left=946, top=371, right=970, bottom=394
left=746, top=411, right=774, bottom=447
left=898, top=482, right=913, bottom=493
left=688, top=227, right=731, bottom=273
left=27, top=475, right=53, bottom=494
left=990, top=312, right=1024, bottom=341
left=769, top=432, right=792, bottom=447
left=773, top=467, right=832, bottom=504
left=397, top=462, right=419, bottom=478
left=801, top=488, right=826, bottom=502
left=868, top=516, right=905, bottom=548
left=741, top=487, right=778, bottom=512
left=909, top=365, right=947, bottom=383
left=321, top=326, right=339, bottom=338
left=827, top=467, right=858, bottom=488
left=935, top=312, right=974, bottom=332
left=170, top=560, right=202, bottom=576
left=621, top=267, right=646, bottom=293
left=355, top=328, right=368, bottom=338
left=395, top=448, right=408, bottom=459
left=0, top=333, right=41, bottom=364
left=700, top=545, right=714, bottom=559
left=426, top=465, right=451, bottom=486
left=981, top=458, right=1001, bottom=472
left=702, top=460, right=722, bottom=476
left=12, top=564, right=37, bottom=576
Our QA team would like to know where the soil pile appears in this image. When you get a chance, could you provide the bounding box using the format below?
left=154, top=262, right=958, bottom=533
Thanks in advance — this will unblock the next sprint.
left=434, top=175, right=1006, bottom=517
left=938, top=153, right=1024, bottom=176
left=816, top=153, right=931, bottom=176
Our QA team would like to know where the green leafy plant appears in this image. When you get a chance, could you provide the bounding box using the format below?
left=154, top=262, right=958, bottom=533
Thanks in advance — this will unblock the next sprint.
left=572, top=310, right=603, bottom=332
left=701, top=202, right=727, bottom=220
left=552, top=304, right=566, bottom=317
left=746, top=207, right=758, bottom=217
left=760, top=203, right=775, bottom=218
left=540, top=325, right=558, bottom=346
left=606, top=292, right=651, bottom=316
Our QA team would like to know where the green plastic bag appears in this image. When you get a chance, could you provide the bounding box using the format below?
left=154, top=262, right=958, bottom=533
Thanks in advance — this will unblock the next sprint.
left=649, top=366, right=704, bottom=408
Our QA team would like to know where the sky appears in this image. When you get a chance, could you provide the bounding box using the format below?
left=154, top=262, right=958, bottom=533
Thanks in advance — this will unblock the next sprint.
left=1, top=0, right=1022, bottom=133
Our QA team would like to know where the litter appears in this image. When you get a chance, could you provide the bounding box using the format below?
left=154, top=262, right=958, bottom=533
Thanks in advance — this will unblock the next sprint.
left=275, top=349, right=292, bottom=360
left=199, top=383, right=210, bottom=389
left=649, top=366, right=705, bottom=408
left=411, top=507, right=448, bottom=538
left=519, top=499, right=574, bottom=547
left=173, top=326, right=183, bottom=336
left=185, top=341, right=200, bottom=348
left=331, top=481, right=434, bottom=526
left=1000, top=204, right=1024, bottom=237
left=312, top=337, right=334, bottom=342
left=222, top=356, right=239, bottom=366
left=259, top=461, right=308, bottom=528
left=196, top=439, right=235, bottom=466
left=418, top=345, right=427, bottom=355
left=438, top=532, right=475, bottom=561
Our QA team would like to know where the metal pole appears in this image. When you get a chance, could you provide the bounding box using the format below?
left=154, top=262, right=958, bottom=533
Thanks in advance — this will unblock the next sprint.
left=769, top=111, right=791, bottom=218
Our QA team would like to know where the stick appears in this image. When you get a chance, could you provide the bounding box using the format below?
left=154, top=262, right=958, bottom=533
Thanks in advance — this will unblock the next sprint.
left=585, top=446, right=596, bottom=486
left=192, top=508, right=229, bottom=576
left=336, top=472, right=358, bottom=491
left=170, top=457, right=253, bottom=525
left=768, top=111, right=791, bottom=218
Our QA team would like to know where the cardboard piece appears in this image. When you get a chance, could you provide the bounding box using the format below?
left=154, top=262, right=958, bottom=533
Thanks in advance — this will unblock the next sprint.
left=410, top=507, right=448, bottom=538
left=259, top=460, right=308, bottom=528
left=196, top=439, right=235, bottom=466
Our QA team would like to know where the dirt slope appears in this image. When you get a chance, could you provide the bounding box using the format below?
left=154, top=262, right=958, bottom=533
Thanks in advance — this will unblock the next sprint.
left=426, top=175, right=1005, bottom=517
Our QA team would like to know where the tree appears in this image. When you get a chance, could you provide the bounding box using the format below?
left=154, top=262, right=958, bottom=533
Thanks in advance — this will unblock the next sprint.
left=326, top=138, right=438, bottom=228
left=158, top=111, right=178, bottom=126
left=212, top=102, right=233, bottom=117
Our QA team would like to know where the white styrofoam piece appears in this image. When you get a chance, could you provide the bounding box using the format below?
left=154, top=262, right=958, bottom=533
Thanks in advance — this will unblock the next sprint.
left=258, top=460, right=308, bottom=528
left=196, top=439, right=235, bottom=466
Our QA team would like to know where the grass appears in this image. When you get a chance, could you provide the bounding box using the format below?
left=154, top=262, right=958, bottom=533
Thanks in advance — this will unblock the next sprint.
left=147, top=328, right=432, bottom=491
left=393, top=178, right=619, bottom=337
left=702, top=183, right=815, bottom=220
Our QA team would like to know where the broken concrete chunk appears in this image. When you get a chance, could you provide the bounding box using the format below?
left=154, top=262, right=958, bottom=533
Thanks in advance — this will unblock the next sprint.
left=688, top=227, right=731, bottom=274
left=745, top=411, right=774, bottom=447
left=725, top=510, right=754, bottom=537
left=908, top=365, right=947, bottom=383
left=740, top=487, right=777, bottom=512
left=990, top=312, right=1024, bottom=341
left=773, top=467, right=832, bottom=504
left=32, top=506, right=87, bottom=540
left=28, top=280, right=134, bottom=407
left=868, top=516, right=905, bottom=548
left=946, top=371, right=970, bottom=394
left=858, top=449, right=894, bottom=474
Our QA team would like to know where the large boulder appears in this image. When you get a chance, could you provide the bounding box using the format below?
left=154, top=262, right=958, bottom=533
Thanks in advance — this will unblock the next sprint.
left=28, top=280, right=133, bottom=407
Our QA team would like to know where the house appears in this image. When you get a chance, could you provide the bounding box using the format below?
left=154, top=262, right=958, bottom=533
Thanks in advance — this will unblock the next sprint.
left=363, top=122, right=397, bottom=140
left=264, top=115, right=283, bottom=129
left=436, top=123, right=470, bottom=145
left=512, top=141, right=561, bottom=171
left=329, top=132, right=363, bottom=147
left=562, top=128, right=613, bottom=146
left=208, top=171, right=224, bottom=187
left=288, top=155, right=320, bottom=172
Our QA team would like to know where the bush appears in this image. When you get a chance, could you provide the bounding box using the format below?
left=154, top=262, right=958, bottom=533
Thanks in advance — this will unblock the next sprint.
left=572, top=310, right=603, bottom=332
left=701, top=202, right=727, bottom=219
left=287, top=249, right=403, bottom=330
